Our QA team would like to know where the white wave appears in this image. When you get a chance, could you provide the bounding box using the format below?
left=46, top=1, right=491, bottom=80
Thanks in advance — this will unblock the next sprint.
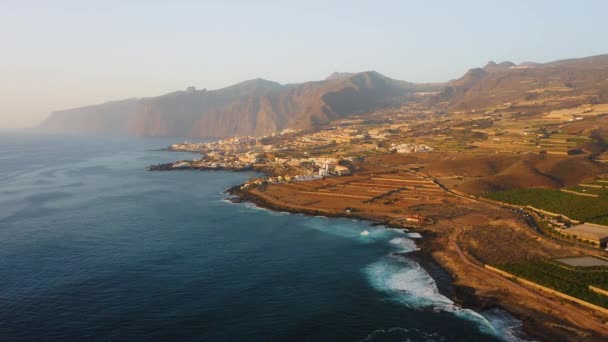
left=240, top=201, right=274, bottom=212
left=483, top=309, right=532, bottom=342
left=388, top=237, right=419, bottom=253
left=364, top=258, right=453, bottom=308
left=226, top=200, right=289, bottom=217
left=405, top=232, right=422, bottom=239
left=301, top=218, right=404, bottom=242
left=221, top=198, right=235, bottom=205
left=363, top=255, right=525, bottom=340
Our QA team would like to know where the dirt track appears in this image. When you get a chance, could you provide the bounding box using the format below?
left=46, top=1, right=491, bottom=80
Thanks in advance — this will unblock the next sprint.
left=448, top=228, right=608, bottom=335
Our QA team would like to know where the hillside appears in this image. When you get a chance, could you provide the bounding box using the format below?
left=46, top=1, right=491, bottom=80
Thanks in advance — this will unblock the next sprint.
left=430, top=54, right=608, bottom=110
left=419, top=153, right=605, bottom=194
left=41, top=72, right=437, bottom=138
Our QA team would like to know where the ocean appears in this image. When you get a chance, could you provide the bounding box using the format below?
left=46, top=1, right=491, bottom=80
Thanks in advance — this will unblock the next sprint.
left=0, top=132, right=527, bottom=341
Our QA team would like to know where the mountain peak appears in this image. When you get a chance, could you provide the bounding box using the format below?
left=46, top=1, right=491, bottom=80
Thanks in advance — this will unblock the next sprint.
left=325, top=72, right=356, bottom=81
left=325, top=71, right=387, bottom=81
left=483, top=61, right=515, bottom=70
left=233, top=77, right=280, bottom=87
left=218, top=78, right=282, bottom=97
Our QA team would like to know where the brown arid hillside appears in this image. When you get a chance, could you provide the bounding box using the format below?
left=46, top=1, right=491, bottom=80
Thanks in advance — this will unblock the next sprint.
left=430, top=54, right=608, bottom=111
left=41, top=71, right=439, bottom=138
left=367, top=152, right=605, bottom=195
left=420, top=153, right=605, bottom=194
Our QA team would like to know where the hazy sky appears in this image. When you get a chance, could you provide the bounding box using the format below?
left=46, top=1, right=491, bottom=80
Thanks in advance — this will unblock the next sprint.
left=1, top=0, right=607, bottom=128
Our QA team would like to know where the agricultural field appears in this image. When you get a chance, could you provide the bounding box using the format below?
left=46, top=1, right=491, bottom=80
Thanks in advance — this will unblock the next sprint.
left=496, top=260, right=608, bottom=308
left=566, top=185, right=608, bottom=197
left=484, top=188, right=608, bottom=225
left=543, top=103, right=608, bottom=121
left=245, top=164, right=475, bottom=227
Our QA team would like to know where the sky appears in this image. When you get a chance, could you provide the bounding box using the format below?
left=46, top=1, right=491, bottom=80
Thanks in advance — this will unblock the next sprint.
left=1, top=0, right=607, bottom=128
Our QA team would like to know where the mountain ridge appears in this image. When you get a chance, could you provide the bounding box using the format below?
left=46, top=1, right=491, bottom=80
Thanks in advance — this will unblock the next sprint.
left=41, top=71, right=438, bottom=138
left=428, top=53, right=608, bottom=110
left=40, top=53, right=608, bottom=138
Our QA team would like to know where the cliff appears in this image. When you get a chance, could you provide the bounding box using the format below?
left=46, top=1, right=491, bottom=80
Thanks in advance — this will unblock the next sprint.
left=41, top=71, right=438, bottom=138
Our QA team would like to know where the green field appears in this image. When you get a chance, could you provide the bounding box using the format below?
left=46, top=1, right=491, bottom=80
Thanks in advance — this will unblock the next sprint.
left=484, top=188, right=608, bottom=224
left=497, top=261, right=608, bottom=308
left=567, top=185, right=608, bottom=196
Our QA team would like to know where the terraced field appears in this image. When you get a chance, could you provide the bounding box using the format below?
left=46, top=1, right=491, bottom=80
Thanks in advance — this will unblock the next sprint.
left=248, top=169, right=463, bottom=223
left=484, top=188, right=608, bottom=225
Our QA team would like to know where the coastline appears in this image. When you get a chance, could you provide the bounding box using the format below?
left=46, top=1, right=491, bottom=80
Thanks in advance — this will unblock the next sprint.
left=226, top=184, right=608, bottom=342
left=225, top=187, right=515, bottom=336
left=145, top=153, right=608, bottom=341
left=147, top=162, right=253, bottom=172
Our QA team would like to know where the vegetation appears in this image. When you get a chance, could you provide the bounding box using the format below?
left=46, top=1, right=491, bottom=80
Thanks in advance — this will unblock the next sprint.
left=594, top=216, right=608, bottom=225
left=484, top=188, right=608, bottom=224
left=551, top=259, right=608, bottom=272
left=530, top=214, right=599, bottom=247
left=497, top=261, right=608, bottom=308
left=567, top=185, right=608, bottom=196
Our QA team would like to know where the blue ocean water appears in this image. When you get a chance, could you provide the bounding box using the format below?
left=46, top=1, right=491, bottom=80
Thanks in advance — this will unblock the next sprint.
left=0, top=132, right=527, bottom=341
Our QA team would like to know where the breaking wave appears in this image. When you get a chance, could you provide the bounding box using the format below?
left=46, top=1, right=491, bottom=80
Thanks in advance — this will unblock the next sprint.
left=364, top=239, right=528, bottom=341
left=405, top=232, right=422, bottom=239
left=388, top=237, right=419, bottom=252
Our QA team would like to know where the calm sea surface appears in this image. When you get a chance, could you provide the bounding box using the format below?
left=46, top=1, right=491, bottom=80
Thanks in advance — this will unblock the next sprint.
left=0, top=132, right=527, bottom=341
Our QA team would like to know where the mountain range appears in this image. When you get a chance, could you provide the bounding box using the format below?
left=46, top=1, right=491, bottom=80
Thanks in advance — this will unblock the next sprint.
left=40, top=54, right=608, bottom=138
left=41, top=71, right=438, bottom=138
left=429, top=54, right=608, bottom=111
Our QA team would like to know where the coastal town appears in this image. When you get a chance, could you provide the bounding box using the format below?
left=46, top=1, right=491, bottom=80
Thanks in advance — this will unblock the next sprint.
left=151, top=122, right=434, bottom=187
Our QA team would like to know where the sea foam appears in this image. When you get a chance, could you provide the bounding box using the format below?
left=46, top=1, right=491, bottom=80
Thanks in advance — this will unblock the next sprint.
left=364, top=240, right=528, bottom=341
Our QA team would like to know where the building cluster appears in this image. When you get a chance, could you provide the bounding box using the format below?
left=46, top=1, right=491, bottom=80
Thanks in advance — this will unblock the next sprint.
left=172, top=156, right=253, bottom=170
left=391, top=143, right=434, bottom=153
left=240, top=174, right=326, bottom=190
left=169, top=136, right=261, bottom=153
left=206, top=136, right=261, bottom=153
left=169, top=134, right=356, bottom=179
left=169, top=142, right=206, bottom=151
left=317, top=158, right=351, bottom=176
left=274, top=127, right=365, bottom=150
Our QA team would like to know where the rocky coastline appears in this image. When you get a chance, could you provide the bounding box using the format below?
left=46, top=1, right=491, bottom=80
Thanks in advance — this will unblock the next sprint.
left=225, top=186, right=519, bottom=336
left=225, top=184, right=606, bottom=342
